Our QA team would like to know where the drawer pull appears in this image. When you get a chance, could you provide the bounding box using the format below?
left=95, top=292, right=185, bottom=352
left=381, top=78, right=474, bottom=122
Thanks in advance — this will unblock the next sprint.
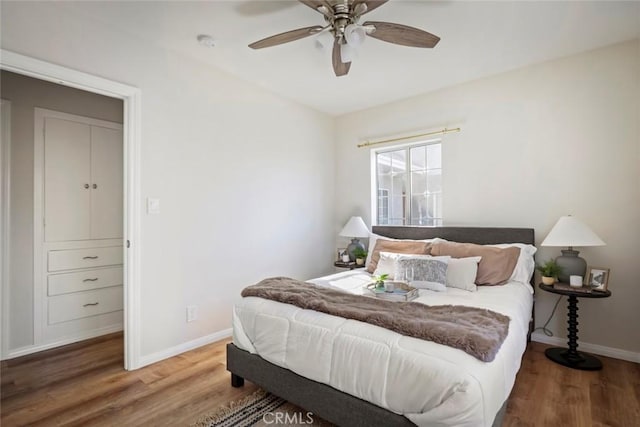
left=83, top=302, right=99, bottom=307
left=83, top=278, right=99, bottom=282
left=83, top=256, right=99, bottom=260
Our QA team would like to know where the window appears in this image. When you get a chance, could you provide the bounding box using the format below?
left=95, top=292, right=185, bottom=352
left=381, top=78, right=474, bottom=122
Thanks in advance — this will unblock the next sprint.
left=374, top=141, right=442, bottom=226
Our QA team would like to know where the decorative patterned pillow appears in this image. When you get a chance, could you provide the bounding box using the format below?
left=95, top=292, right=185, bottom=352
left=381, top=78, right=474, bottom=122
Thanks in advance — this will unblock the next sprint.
left=395, top=256, right=450, bottom=292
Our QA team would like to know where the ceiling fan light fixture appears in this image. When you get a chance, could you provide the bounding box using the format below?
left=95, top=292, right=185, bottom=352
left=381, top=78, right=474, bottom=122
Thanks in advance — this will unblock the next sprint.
left=344, top=24, right=366, bottom=47
left=314, top=30, right=334, bottom=50
left=340, top=43, right=358, bottom=63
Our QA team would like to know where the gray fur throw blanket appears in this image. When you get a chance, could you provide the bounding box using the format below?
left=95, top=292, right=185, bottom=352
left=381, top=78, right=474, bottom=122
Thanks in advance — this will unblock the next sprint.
left=241, top=277, right=511, bottom=362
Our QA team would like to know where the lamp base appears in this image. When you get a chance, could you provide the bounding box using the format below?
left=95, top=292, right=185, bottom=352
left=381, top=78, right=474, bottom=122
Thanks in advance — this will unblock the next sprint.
left=556, top=249, right=587, bottom=283
left=346, top=238, right=365, bottom=262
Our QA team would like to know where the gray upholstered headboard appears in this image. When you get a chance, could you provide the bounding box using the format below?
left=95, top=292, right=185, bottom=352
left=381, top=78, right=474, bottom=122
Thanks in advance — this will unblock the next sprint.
left=372, top=225, right=535, bottom=246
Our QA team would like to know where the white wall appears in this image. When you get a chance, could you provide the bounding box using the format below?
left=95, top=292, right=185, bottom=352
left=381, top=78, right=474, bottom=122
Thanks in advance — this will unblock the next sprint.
left=3, top=1, right=638, bottom=361
left=334, top=40, right=640, bottom=353
left=1, top=2, right=335, bottom=358
left=0, top=71, right=123, bottom=351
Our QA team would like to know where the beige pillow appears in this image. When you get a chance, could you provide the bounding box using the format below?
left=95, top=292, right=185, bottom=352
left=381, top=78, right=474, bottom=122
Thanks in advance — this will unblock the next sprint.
left=367, top=240, right=432, bottom=273
left=431, top=241, right=520, bottom=286
left=364, top=233, right=433, bottom=269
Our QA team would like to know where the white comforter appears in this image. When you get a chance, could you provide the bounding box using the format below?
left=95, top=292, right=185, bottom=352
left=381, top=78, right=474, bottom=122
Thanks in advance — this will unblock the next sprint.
left=233, top=270, right=533, bottom=427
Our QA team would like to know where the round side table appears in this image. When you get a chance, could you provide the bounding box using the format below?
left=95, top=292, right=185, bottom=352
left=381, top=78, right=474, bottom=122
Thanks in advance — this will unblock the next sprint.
left=538, top=283, right=611, bottom=371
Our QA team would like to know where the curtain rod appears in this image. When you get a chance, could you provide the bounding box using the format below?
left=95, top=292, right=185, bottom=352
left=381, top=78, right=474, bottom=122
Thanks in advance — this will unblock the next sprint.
left=357, top=127, right=461, bottom=148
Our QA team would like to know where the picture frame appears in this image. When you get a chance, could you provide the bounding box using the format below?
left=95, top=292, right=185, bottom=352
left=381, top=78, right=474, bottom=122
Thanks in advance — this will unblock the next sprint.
left=337, top=248, right=347, bottom=261
left=587, top=266, right=610, bottom=292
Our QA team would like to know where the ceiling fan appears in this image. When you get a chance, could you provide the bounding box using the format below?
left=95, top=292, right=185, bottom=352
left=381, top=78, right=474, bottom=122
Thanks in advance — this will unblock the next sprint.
left=248, top=0, right=440, bottom=77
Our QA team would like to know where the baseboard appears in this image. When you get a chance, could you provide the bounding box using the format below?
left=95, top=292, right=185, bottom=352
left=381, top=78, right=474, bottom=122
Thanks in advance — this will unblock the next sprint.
left=138, top=328, right=233, bottom=368
left=531, top=332, right=640, bottom=363
left=3, top=324, right=123, bottom=360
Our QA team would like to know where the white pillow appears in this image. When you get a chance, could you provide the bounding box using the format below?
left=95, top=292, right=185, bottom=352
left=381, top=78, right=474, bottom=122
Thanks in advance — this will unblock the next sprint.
left=395, top=255, right=451, bottom=292
left=446, top=257, right=482, bottom=291
left=492, top=243, right=537, bottom=285
left=373, top=251, right=404, bottom=279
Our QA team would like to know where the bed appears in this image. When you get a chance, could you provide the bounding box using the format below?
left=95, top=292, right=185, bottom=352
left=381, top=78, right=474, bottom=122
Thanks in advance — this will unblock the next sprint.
left=227, top=226, right=535, bottom=427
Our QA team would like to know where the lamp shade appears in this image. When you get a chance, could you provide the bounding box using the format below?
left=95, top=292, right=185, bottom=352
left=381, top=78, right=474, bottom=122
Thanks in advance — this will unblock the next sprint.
left=314, top=30, right=334, bottom=50
left=541, top=216, right=605, bottom=247
left=339, top=216, right=369, bottom=238
left=344, top=24, right=366, bottom=46
left=340, top=43, right=357, bottom=63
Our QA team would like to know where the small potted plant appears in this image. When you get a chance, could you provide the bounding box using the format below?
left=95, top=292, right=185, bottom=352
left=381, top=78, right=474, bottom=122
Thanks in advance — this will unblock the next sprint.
left=353, top=248, right=368, bottom=266
left=373, top=273, right=389, bottom=290
left=536, top=259, right=563, bottom=285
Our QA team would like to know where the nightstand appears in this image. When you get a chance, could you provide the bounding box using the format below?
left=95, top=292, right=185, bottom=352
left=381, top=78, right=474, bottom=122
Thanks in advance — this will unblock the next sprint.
left=334, top=261, right=365, bottom=270
left=539, top=283, right=611, bottom=370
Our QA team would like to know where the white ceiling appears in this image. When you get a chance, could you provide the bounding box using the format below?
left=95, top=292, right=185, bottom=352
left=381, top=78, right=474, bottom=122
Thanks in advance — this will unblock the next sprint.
left=55, top=1, right=639, bottom=116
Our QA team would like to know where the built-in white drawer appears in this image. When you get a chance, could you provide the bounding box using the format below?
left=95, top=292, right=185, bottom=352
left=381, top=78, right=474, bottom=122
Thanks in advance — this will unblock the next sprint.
left=48, top=246, right=122, bottom=272
left=48, top=267, right=123, bottom=296
left=48, top=286, right=123, bottom=324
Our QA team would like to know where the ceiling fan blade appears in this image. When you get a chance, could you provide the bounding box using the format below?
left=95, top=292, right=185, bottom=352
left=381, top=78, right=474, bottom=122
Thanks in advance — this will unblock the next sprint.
left=298, top=0, right=332, bottom=13
left=249, top=26, right=324, bottom=49
left=363, top=21, right=440, bottom=48
left=353, top=1, right=389, bottom=15
left=332, top=40, right=351, bottom=77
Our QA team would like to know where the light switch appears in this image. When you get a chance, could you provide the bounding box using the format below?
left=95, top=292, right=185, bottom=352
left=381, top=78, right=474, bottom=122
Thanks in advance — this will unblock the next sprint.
left=147, top=198, right=160, bottom=215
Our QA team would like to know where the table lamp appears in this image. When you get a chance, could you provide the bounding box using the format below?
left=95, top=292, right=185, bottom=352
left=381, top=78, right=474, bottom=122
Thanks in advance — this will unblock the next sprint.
left=339, top=216, right=370, bottom=261
left=541, top=215, right=605, bottom=283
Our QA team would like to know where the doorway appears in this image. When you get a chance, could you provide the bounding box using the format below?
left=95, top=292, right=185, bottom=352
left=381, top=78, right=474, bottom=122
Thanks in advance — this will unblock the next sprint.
left=0, top=50, right=141, bottom=370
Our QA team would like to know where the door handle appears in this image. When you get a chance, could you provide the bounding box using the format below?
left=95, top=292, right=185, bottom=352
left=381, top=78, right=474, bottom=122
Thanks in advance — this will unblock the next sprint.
left=92, top=184, right=98, bottom=189
left=83, top=256, right=98, bottom=260
left=83, top=302, right=99, bottom=307
left=83, top=278, right=99, bottom=282
left=84, top=183, right=90, bottom=189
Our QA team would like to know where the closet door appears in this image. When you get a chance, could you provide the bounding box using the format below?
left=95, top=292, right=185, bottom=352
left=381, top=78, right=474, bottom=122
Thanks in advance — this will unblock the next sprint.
left=90, top=125, right=123, bottom=239
left=44, top=118, right=91, bottom=242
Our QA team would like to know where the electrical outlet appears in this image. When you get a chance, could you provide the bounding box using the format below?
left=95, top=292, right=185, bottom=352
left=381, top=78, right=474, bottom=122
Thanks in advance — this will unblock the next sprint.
left=186, top=305, right=197, bottom=322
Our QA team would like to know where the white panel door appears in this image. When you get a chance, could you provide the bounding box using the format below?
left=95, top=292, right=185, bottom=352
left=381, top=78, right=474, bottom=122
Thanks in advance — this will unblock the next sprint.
left=44, top=118, right=91, bottom=242
left=90, top=125, right=123, bottom=239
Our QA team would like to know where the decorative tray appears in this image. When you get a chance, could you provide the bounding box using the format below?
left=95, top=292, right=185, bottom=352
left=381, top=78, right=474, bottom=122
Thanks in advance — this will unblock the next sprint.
left=364, top=281, right=419, bottom=302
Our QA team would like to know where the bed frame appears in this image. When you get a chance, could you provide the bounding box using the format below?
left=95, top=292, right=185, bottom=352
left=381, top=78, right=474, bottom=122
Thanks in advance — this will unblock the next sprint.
left=227, top=226, right=535, bottom=427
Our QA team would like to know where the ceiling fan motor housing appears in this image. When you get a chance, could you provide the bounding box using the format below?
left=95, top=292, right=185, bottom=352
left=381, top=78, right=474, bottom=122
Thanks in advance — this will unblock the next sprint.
left=326, top=2, right=358, bottom=40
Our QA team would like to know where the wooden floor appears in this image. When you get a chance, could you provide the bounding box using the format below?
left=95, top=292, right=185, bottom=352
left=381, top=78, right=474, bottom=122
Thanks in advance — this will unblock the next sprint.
left=1, top=333, right=638, bottom=426
left=503, top=343, right=640, bottom=427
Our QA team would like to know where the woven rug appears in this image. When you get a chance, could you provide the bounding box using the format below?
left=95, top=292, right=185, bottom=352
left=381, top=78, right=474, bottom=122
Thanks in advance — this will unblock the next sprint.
left=192, top=389, right=334, bottom=427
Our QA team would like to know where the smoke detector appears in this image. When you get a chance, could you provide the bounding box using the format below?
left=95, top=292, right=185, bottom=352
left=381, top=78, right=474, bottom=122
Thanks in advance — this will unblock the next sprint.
left=197, top=35, right=215, bottom=47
